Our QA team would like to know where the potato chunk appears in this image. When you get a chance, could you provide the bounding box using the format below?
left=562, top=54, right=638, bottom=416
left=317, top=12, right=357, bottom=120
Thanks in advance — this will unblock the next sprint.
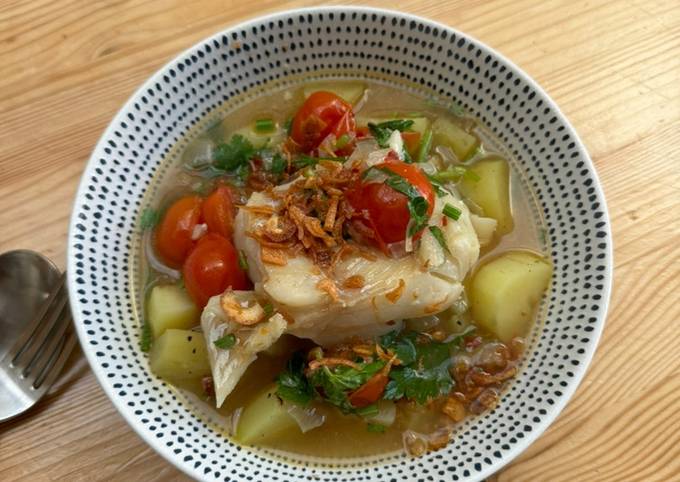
left=458, top=157, right=514, bottom=235
left=431, top=118, right=479, bottom=161
left=470, top=251, right=552, bottom=342
left=147, top=284, right=199, bottom=339
left=149, top=329, right=211, bottom=384
left=235, top=385, right=298, bottom=445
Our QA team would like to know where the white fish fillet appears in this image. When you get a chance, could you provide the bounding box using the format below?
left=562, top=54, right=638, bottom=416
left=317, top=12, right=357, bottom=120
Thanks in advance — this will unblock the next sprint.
left=201, top=292, right=287, bottom=408
left=232, top=188, right=479, bottom=346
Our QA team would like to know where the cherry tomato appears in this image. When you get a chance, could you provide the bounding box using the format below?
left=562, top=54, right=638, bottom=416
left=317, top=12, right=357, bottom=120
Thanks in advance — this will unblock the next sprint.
left=154, top=196, right=203, bottom=268
left=348, top=372, right=389, bottom=408
left=183, top=233, right=250, bottom=308
left=400, top=131, right=421, bottom=158
left=290, top=91, right=355, bottom=152
left=346, top=162, right=435, bottom=246
left=202, top=186, right=235, bottom=238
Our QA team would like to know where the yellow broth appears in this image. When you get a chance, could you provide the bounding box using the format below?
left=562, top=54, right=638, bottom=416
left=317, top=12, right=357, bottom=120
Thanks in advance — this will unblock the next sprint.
left=138, top=79, right=549, bottom=458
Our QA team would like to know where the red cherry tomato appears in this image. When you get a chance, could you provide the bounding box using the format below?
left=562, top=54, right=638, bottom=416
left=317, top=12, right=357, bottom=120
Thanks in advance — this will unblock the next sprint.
left=202, top=186, right=235, bottom=238
left=183, top=233, right=250, bottom=308
left=348, top=372, right=389, bottom=408
left=346, top=162, right=435, bottom=246
left=400, top=131, right=421, bottom=158
left=290, top=91, right=355, bottom=152
left=154, top=196, right=203, bottom=268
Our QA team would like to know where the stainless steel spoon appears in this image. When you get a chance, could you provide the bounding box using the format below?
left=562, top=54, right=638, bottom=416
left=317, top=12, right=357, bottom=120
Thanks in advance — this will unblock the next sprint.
left=0, top=250, right=76, bottom=422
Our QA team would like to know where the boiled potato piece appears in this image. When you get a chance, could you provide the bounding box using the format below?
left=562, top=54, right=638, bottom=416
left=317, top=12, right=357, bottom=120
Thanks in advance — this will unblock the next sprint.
left=235, top=385, right=298, bottom=445
left=147, top=284, right=200, bottom=339
left=357, top=116, right=430, bottom=136
left=470, top=251, right=553, bottom=342
left=149, top=329, right=211, bottom=384
left=303, top=81, right=366, bottom=104
left=458, top=157, right=513, bottom=235
left=229, top=125, right=285, bottom=149
left=431, top=118, right=479, bottom=161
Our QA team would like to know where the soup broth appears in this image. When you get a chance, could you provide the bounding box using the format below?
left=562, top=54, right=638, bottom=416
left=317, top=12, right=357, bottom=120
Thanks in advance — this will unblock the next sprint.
left=135, top=78, right=550, bottom=459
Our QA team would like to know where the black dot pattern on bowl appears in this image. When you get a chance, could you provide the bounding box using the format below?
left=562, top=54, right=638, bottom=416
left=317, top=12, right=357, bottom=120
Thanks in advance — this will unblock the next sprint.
left=68, top=7, right=611, bottom=482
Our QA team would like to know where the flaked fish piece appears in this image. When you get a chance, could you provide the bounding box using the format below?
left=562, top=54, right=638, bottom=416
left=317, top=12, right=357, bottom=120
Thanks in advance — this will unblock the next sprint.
left=201, top=291, right=287, bottom=408
left=232, top=189, right=479, bottom=346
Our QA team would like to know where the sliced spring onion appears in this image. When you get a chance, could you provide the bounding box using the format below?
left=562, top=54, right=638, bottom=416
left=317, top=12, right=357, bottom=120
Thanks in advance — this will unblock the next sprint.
left=428, top=226, right=451, bottom=254
left=416, top=129, right=433, bottom=162
left=367, top=423, right=386, bottom=433
left=356, top=404, right=380, bottom=417
left=214, top=333, right=236, bottom=350
left=238, top=250, right=249, bottom=270
left=254, top=118, right=276, bottom=133
left=335, top=133, right=351, bottom=150
left=443, top=203, right=462, bottom=221
left=263, top=302, right=274, bottom=317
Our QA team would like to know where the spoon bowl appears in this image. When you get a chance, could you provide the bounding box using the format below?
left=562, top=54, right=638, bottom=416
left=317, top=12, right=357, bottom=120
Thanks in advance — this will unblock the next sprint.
left=0, top=250, right=60, bottom=361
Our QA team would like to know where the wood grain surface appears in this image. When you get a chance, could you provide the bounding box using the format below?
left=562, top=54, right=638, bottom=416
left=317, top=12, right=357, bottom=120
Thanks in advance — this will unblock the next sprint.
left=1, top=1, right=678, bottom=480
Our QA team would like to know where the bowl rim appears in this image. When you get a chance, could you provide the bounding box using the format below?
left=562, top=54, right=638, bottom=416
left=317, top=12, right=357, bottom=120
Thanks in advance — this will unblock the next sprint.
left=67, top=6, right=613, bottom=481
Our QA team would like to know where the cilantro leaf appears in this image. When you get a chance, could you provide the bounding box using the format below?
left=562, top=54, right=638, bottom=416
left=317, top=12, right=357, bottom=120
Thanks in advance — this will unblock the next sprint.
left=380, top=331, right=461, bottom=404
left=308, top=361, right=384, bottom=412
left=367, top=423, right=386, bottom=433
left=213, top=134, right=255, bottom=171
left=276, top=351, right=314, bottom=406
left=270, top=153, right=287, bottom=174
left=407, top=196, right=429, bottom=236
left=139, top=208, right=160, bottom=230
left=368, top=120, right=414, bottom=147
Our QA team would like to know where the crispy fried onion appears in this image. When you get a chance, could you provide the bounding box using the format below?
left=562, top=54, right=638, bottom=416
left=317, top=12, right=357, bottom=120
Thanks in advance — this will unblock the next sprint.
left=220, top=292, right=265, bottom=325
left=307, top=357, right=361, bottom=371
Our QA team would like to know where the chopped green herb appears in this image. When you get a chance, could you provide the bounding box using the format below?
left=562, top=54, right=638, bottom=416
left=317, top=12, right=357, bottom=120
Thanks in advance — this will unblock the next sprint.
left=214, top=333, right=236, bottom=350
left=443, top=203, right=462, bottom=221
left=416, top=128, right=433, bottom=163
left=368, top=120, right=415, bottom=147
left=292, top=155, right=346, bottom=170
left=234, top=162, right=251, bottom=185
left=238, top=250, right=249, bottom=270
left=367, top=423, right=386, bottom=433
left=254, top=118, right=276, bottom=133
left=284, top=117, right=293, bottom=136
left=140, top=208, right=160, bottom=230
left=380, top=330, right=470, bottom=404
left=428, top=225, right=451, bottom=254
left=263, top=302, right=274, bottom=317
left=140, top=320, right=152, bottom=352
left=308, top=361, right=385, bottom=412
left=427, top=176, right=449, bottom=198
left=335, top=133, right=351, bottom=150
left=276, top=351, right=315, bottom=405
left=269, top=153, right=287, bottom=175
left=406, top=196, right=429, bottom=237
left=213, top=134, right=255, bottom=171
left=356, top=404, right=380, bottom=417
left=402, top=145, right=414, bottom=164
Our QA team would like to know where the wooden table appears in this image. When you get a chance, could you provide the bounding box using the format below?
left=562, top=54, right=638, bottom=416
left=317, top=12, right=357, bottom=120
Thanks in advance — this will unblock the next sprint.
left=1, top=1, right=678, bottom=480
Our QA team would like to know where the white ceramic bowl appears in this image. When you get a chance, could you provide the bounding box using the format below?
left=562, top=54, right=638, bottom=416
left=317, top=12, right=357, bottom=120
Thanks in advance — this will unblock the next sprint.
left=68, top=7, right=612, bottom=481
